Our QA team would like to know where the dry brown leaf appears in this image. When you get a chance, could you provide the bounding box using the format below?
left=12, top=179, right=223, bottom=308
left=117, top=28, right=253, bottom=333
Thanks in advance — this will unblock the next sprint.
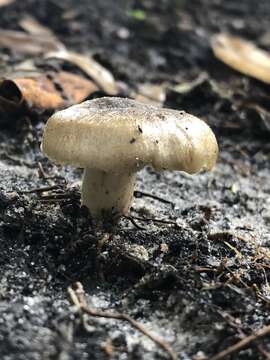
left=0, top=0, right=15, bottom=7
left=0, top=80, right=24, bottom=114
left=45, top=50, right=118, bottom=95
left=1, top=16, right=116, bottom=96
left=53, top=71, right=98, bottom=104
left=0, top=71, right=97, bottom=113
left=211, top=33, right=270, bottom=84
left=0, top=29, right=64, bottom=54
left=13, top=77, right=63, bottom=109
left=17, top=15, right=117, bottom=95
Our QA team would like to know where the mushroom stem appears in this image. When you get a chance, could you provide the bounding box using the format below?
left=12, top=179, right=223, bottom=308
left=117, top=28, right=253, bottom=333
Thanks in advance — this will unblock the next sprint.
left=82, top=168, right=136, bottom=219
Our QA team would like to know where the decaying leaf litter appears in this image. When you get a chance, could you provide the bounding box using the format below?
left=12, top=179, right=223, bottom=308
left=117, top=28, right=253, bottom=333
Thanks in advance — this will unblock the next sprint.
left=0, top=0, right=270, bottom=359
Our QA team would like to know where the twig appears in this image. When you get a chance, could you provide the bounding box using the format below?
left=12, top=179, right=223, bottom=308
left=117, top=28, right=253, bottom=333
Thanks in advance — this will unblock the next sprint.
left=37, top=162, right=68, bottom=183
left=20, top=185, right=61, bottom=194
left=208, top=324, right=270, bottom=360
left=131, top=215, right=179, bottom=227
left=223, top=265, right=250, bottom=289
left=1, top=153, right=32, bottom=167
left=123, top=215, right=146, bottom=230
left=40, top=193, right=73, bottom=200
left=194, top=266, right=217, bottom=273
left=216, top=308, right=270, bottom=359
left=37, top=162, right=47, bottom=179
left=134, top=190, right=175, bottom=207
left=68, top=282, right=176, bottom=360
left=37, top=198, right=69, bottom=203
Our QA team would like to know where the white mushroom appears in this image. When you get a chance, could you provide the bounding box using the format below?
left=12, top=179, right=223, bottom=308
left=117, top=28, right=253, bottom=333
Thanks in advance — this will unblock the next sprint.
left=42, top=97, right=218, bottom=219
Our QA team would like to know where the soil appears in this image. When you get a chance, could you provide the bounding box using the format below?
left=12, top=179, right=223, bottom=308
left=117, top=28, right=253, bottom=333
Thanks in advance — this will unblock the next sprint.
left=0, top=1, right=270, bottom=360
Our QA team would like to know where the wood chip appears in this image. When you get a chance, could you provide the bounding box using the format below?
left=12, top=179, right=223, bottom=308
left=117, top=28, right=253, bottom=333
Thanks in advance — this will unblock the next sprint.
left=45, top=50, right=118, bottom=95
left=211, top=33, right=270, bottom=84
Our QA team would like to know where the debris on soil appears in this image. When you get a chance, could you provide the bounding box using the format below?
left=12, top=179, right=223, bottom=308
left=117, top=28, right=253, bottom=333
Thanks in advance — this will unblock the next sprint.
left=211, top=33, right=270, bottom=84
left=0, top=29, right=64, bottom=54
left=45, top=50, right=118, bottom=95
left=19, top=14, right=58, bottom=39
left=0, top=1, right=270, bottom=360
left=132, top=82, right=166, bottom=106
left=209, top=324, right=270, bottom=360
left=68, top=282, right=177, bottom=360
left=0, top=71, right=97, bottom=117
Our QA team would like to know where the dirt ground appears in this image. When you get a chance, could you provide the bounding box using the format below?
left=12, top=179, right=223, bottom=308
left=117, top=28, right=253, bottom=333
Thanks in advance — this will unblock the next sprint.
left=0, top=0, right=270, bottom=359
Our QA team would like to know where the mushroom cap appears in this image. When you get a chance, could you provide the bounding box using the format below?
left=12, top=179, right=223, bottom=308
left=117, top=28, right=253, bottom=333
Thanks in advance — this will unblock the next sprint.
left=42, top=97, right=218, bottom=174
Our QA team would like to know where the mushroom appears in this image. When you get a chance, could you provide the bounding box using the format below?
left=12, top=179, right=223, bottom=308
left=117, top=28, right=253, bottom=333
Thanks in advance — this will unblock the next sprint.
left=42, top=97, right=218, bottom=220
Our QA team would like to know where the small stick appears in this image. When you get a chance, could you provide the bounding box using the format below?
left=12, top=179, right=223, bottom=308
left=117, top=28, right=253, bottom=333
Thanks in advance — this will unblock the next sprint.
left=134, top=190, right=175, bottom=207
left=38, top=198, right=71, bottom=204
left=209, top=324, right=270, bottom=360
left=21, top=185, right=61, bottom=194
left=40, top=193, right=73, bottom=200
left=123, top=215, right=146, bottom=230
left=68, top=282, right=176, bottom=360
left=131, top=215, right=179, bottom=227
left=216, top=308, right=270, bottom=359
left=194, top=266, right=217, bottom=273
left=2, top=153, right=32, bottom=167
left=37, top=162, right=47, bottom=179
left=37, top=162, right=68, bottom=183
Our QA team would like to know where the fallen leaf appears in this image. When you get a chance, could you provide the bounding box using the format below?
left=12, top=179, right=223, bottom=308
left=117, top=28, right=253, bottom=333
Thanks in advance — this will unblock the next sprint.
left=0, top=29, right=64, bottom=55
left=0, top=71, right=97, bottom=114
left=131, top=83, right=166, bottom=106
left=211, top=33, right=270, bottom=84
left=8, top=59, right=41, bottom=75
left=19, top=15, right=57, bottom=38
left=0, top=0, right=15, bottom=7
left=138, top=83, right=166, bottom=102
left=242, top=102, right=270, bottom=131
left=53, top=71, right=98, bottom=103
left=0, top=79, right=24, bottom=114
left=171, top=72, right=208, bottom=94
left=17, top=15, right=118, bottom=95
left=170, top=72, right=233, bottom=100
left=45, top=50, right=118, bottom=95
left=13, top=76, right=63, bottom=109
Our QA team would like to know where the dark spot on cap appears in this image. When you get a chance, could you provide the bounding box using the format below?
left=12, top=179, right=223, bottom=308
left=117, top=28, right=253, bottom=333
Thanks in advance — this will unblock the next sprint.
left=130, top=138, right=136, bottom=144
left=138, top=125, right=143, bottom=133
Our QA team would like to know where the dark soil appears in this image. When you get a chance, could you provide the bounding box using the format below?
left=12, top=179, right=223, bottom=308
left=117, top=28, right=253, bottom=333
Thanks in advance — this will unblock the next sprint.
left=0, top=1, right=270, bottom=359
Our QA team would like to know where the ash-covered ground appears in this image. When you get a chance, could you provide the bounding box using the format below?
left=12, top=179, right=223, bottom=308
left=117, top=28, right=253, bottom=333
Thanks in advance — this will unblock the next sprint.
left=0, top=1, right=270, bottom=359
